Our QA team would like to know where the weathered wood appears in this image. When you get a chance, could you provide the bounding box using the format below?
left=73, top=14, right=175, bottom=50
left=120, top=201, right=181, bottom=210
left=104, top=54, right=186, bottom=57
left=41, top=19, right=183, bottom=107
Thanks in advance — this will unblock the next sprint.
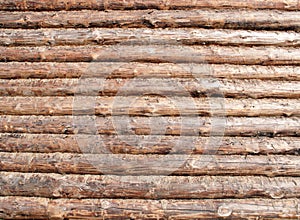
left=0, top=197, right=298, bottom=219
left=2, top=28, right=300, bottom=47
left=1, top=172, right=300, bottom=199
left=1, top=9, right=300, bottom=30
left=1, top=45, right=300, bottom=65
left=1, top=134, right=300, bottom=155
left=1, top=0, right=299, bottom=11
left=0, top=78, right=299, bottom=98
left=0, top=97, right=299, bottom=117
left=0, top=153, right=300, bottom=176
left=1, top=62, right=300, bottom=80
left=0, top=115, right=299, bottom=136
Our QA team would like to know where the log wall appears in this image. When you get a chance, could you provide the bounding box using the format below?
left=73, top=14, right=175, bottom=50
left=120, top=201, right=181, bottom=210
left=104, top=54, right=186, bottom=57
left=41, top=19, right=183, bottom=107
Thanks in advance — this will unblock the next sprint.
left=0, top=0, right=300, bottom=219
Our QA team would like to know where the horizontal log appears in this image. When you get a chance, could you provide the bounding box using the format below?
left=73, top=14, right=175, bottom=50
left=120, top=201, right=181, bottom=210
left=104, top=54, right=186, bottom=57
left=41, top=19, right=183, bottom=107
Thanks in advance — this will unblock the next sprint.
left=1, top=172, right=300, bottom=199
left=2, top=28, right=300, bottom=47
left=0, top=78, right=299, bottom=98
left=1, top=96, right=300, bottom=117
left=1, top=134, right=300, bottom=155
left=1, top=45, right=300, bottom=65
left=0, top=115, right=299, bottom=136
left=1, top=0, right=299, bottom=11
left=1, top=62, right=300, bottom=80
left=0, top=153, right=300, bottom=176
left=1, top=9, right=300, bottom=30
left=0, top=197, right=298, bottom=220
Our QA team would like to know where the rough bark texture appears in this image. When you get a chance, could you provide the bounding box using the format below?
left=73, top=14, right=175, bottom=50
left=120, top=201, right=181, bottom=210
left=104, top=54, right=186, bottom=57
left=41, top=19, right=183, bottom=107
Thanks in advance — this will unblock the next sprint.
left=1, top=9, right=300, bottom=30
left=0, top=96, right=299, bottom=117
left=0, top=153, right=300, bottom=176
left=1, top=134, right=300, bottom=155
left=2, top=28, right=300, bottom=47
left=0, top=115, right=299, bottom=136
left=1, top=0, right=300, bottom=218
left=0, top=0, right=300, bottom=11
left=0, top=197, right=299, bottom=219
left=1, top=45, right=300, bottom=65
left=0, top=78, right=299, bottom=98
left=1, top=62, right=300, bottom=80
left=1, top=172, right=300, bottom=199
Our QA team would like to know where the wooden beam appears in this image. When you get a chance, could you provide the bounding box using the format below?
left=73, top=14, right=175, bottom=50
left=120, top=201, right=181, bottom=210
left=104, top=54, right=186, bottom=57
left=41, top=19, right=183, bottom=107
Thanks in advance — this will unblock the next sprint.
left=0, top=197, right=299, bottom=219
left=1, top=134, right=299, bottom=155
left=1, top=45, right=300, bottom=65
left=2, top=28, right=300, bottom=47
left=0, top=153, right=300, bottom=176
left=1, top=62, right=300, bottom=80
left=0, top=0, right=299, bottom=11
left=0, top=9, right=300, bottom=30
left=1, top=172, right=300, bottom=199
left=0, top=78, right=299, bottom=98
left=0, top=115, right=299, bottom=136
left=0, top=97, right=299, bottom=117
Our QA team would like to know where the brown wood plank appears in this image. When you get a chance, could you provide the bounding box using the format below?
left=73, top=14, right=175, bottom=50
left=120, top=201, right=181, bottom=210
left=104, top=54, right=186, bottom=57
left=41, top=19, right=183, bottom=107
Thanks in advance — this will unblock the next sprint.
left=1, top=62, right=300, bottom=80
left=2, top=28, right=300, bottom=47
left=1, top=172, right=299, bottom=199
left=1, top=45, right=300, bottom=65
left=0, top=78, right=299, bottom=98
left=0, top=0, right=299, bottom=11
left=0, top=197, right=298, bottom=219
left=1, top=134, right=299, bottom=155
left=0, top=153, right=300, bottom=176
left=0, top=96, right=299, bottom=117
left=1, top=9, right=300, bottom=30
left=0, top=115, right=299, bottom=136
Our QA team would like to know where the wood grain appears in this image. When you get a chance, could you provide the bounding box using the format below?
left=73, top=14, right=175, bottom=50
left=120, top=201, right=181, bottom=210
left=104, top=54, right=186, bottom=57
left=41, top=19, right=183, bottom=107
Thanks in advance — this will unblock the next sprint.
left=0, top=153, right=300, bottom=176
left=1, top=0, right=299, bottom=11
left=1, top=45, right=300, bottom=65
left=2, top=28, right=300, bottom=47
left=1, top=134, right=300, bottom=155
left=0, top=78, right=299, bottom=98
left=1, top=172, right=300, bottom=199
left=0, top=197, right=298, bottom=219
left=1, top=9, right=300, bottom=30
left=0, top=96, right=299, bottom=117
left=0, top=115, right=299, bottom=136
left=1, top=62, right=300, bottom=80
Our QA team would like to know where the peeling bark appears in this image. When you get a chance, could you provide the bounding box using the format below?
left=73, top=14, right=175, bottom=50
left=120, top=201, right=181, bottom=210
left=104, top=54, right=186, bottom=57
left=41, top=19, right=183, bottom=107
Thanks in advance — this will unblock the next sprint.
left=1, top=134, right=300, bottom=155
left=0, top=197, right=299, bottom=219
left=1, top=45, right=300, bottom=65
left=0, top=153, right=299, bottom=176
left=1, top=62, right=300, bottom=80
left=0, top=96, right=299, bottom=117
left=1, top=9, right=300, bottom=30
left=0, top=78, right=299, bottom=98
left=0, top=0, right=300, bottom=11
left=2, top=28, right=300, bottom=47
left=1, top=172, right=300, bottom=199
left=0, top=115, right=299, bottom=136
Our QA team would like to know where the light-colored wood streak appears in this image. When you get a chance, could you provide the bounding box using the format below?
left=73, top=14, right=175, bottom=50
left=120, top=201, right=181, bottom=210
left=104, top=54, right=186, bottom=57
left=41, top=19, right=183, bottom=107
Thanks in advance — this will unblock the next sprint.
left=1, top=45, right=300, bottom=65
left=1, top=62, right=300, bottom=80
left=2, top=28, right=300, bottom=47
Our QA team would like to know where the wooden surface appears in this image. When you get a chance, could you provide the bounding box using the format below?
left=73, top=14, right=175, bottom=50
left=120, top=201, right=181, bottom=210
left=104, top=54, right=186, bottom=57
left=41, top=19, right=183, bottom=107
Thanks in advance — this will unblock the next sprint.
left=1, top=0, right=300, bottom=11
left=1, top=9, right=300, bottom=30
left=1, top=62, right=300, bottom=80
left=1, top=0, right=300, bottom=219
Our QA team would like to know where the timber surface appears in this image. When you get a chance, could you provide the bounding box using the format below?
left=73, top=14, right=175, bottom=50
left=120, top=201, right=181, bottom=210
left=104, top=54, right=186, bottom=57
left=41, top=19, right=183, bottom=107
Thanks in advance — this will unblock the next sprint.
left=0, top=0, right=300, bottom=219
